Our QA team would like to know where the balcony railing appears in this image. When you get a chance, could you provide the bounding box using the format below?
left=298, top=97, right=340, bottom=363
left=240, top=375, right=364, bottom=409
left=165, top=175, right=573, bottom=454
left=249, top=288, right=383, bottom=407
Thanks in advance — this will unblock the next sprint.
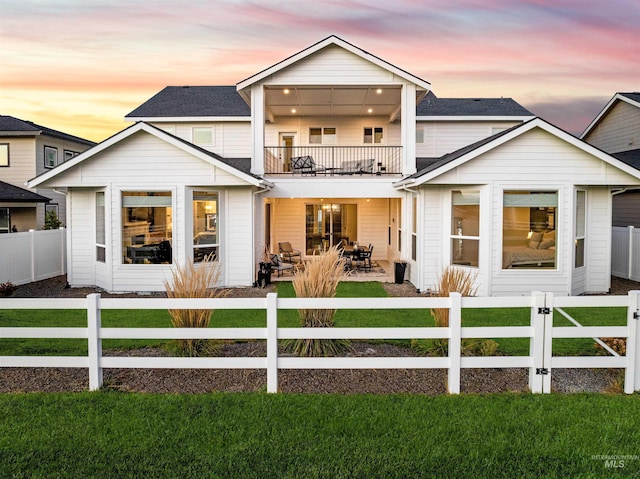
left=264, top=146, right=402, bottom=175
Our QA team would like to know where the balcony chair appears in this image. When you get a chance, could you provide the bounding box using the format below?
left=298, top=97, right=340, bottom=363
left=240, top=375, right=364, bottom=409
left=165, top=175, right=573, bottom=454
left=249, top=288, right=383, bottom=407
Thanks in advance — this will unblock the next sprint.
left=270, top=254, right=294, bottom=277
left=290, top=156, right=326, bottom=176
left=278, top=242, right=301, bottom=263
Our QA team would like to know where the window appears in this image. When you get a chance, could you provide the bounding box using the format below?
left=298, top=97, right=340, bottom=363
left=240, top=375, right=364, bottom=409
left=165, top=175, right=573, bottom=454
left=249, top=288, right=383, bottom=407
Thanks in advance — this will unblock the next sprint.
left=411, top=196, right=417, bottom=261
left=44, top=146, right=58, bottom=168
left=122, top=191, right=172, bottom=264
left=0, top=144, right=8, bottom=167
left=193, top=191, right=219, bottom=263
left=503, top=191, right=557, bottom=269
left=193, top=127, right=213, bottom=145
left=64, top=150, right=78, bottom=162
left=96, top=192, right=106, bottom=263
left=0, top=207, right=9, bottom=233
left=305, top=203, right=357, bottom=255
left=364, top=127, right=383, bottom=144
left=416, top=127, right=424, bottom=144
left=45, top=204, right=59, bottom=217
left=309, top=127, right=337, bottom=145
left=575, top=190, right=586, bottom=268
left=451, top=190, right=480, bottom=267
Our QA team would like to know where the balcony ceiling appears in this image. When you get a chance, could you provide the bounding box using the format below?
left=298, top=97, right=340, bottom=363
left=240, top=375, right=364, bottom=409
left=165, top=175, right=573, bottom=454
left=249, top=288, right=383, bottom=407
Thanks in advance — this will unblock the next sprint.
left=264, top=85, right=402, bottom=118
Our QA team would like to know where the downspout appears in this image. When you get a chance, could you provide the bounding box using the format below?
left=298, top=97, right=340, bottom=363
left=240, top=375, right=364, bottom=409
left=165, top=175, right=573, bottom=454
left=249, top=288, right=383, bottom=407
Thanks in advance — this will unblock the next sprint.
left=252, top=182, right=273, bottom=284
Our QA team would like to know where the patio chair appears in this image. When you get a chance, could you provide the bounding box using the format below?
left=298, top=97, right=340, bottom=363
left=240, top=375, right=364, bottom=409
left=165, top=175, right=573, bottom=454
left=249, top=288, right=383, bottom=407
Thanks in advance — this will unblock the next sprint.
left=290, top=156, right=326, bottom=176
left=270, top=254, right=294, bottom=277
left=278, top=242, right=301, bottom=263
left=354, top=244, right=373, bottom=271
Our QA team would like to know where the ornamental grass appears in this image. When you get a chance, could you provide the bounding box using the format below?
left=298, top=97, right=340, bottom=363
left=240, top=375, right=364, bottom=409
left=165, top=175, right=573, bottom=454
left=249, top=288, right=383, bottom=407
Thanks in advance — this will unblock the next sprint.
left=288, top=245, right=352, bottom=357
left=162, top=254, right=227, bottom=356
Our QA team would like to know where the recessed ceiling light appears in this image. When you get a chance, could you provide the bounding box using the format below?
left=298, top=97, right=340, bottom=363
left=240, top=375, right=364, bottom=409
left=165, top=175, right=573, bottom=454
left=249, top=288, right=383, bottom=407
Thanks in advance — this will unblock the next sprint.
left=284, top=88, right=290, bottom=94
left=291, top=108, right=297, bottom=113
left=367, top=108, right=373, bottom=113
left=376, top=88, right=382, bottom=94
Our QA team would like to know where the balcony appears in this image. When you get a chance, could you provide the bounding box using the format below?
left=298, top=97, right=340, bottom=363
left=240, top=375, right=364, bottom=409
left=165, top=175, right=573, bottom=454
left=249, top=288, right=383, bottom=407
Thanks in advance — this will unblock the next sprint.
left=264, top=146, right=402, bottom=176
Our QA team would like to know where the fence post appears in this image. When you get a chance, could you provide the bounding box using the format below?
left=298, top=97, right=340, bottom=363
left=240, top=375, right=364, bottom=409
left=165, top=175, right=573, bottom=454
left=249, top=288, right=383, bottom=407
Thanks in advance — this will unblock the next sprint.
left=530, top=291, right=546, bottom=393
left=627, top=290, right=640, bottom=393
left=29, top=229, right=36, bottom=283
left=266, top=292, right=278, bottom=393
left=87, top=293, right=103, bottom=391
left=628, top=226, right=635, bottom=280
left=447, top=292, right=462, bottom=394
left=542, top=293, right=554, bottom=394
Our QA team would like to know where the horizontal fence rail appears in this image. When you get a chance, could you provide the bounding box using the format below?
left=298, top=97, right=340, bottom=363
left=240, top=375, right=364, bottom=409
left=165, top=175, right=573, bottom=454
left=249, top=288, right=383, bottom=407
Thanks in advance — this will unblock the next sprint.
left=1, top=292, right=639, bottom=394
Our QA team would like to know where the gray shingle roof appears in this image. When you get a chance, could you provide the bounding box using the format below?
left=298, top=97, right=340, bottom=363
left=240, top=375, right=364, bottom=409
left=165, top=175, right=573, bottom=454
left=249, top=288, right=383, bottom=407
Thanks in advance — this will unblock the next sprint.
left=613, top=148, right=640, bottom=170
left=126, top=86, right=251, bottom=118
left=620, top=92, right=640, bottom=103
left=0, top=116, right=95, bottom=146
left=127, top=86, right=533, bottom=119
left=0, top=180, right=51, bottom=202
left=416, top=91, right=533, bottom=117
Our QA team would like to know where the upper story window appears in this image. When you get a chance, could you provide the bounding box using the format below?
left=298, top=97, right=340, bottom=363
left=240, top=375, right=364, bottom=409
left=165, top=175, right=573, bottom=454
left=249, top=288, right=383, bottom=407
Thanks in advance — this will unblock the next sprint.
left=192, top=127, right=214, bottom=145
left=309, top=127, right=337, bottom=145
left=0, top=144, right=8, bottom=167
left=64, top=150, right=78, bottom=162
left=364, top=127, right=383, bottom=144
left=44, top=146, right=58, bottom=168
left=416, top=127, right=424, bottom=144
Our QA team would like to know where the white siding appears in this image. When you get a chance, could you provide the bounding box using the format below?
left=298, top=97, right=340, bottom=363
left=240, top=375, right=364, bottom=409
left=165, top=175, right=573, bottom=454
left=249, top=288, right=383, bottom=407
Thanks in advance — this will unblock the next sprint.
left=151, top=121, right=252, bottom=158
left=68, top=189, right=95, bottom=286
left=420, top=187, right=444, bottom=292
left=225, top=188, right=254, bottom=286
left=269, top=45, right=400, bottom=85
left=416, top=121, right=522, bottom=158
left=584, top=101, right=640, bottom=154
left=584, top=187, right=611, bottom=293
left=0, top=137, right=35, bottom=185
left=431, top=129, right=640, bottom=186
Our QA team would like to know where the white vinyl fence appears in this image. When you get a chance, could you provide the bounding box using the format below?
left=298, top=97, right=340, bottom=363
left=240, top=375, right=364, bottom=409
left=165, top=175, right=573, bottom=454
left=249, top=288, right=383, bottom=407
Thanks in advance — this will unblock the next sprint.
left=1, top=292, right=639, bottom=394
left=612, top=226, right=640, bottom=282
left=0, top=228, right=66, bottom=285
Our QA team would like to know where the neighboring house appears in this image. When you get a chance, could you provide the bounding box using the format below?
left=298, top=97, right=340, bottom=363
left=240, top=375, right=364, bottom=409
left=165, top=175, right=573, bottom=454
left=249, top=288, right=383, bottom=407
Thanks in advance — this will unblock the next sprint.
left=27, top=36, right=640, bottom=296
left=0, top=115, right=95, bottom=231
left=581, top=92, right=640, bottom=227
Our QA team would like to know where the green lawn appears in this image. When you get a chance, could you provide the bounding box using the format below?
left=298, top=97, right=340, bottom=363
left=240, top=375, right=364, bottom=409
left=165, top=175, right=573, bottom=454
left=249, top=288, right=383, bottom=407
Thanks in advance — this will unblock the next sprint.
left=0, top=282, right=627, bottom=357
left=0, top=392, right=639, bottom=478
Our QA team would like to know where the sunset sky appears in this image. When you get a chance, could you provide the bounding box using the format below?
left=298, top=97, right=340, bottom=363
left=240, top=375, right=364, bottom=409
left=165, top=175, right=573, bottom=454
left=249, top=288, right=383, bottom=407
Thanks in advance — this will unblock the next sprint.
left=1, top=0, right=638, bottom=143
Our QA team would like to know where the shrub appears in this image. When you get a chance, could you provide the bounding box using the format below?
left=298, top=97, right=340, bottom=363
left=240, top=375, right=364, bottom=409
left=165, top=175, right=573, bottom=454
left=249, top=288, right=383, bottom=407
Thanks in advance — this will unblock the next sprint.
left=162, top=254, right=227, bottom=356
left=0, top=281, right=16, bottom=297
left=43, top=209, right=62, bottom=230
left=287, top=245, right=351, bottom=357
left=413, top=266, right=496, bottom=357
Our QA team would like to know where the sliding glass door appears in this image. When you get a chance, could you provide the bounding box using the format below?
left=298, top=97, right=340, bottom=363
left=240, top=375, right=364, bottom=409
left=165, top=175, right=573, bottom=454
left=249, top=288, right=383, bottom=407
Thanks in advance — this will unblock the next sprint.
left=305, top=203, right=357, bottom=255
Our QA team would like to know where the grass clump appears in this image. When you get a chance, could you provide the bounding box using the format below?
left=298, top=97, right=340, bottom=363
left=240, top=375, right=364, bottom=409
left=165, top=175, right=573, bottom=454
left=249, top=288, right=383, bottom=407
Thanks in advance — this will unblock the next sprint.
left=162, top=254, right=227, bottom=356
left=288, top=246, right=352, bottom=357
left=0, top=281, right=16, bottom=297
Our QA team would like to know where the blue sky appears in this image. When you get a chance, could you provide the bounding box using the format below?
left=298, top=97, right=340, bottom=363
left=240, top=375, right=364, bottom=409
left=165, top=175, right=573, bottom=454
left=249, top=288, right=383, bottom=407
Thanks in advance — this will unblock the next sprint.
left=1, top=0, right=638, bottom=141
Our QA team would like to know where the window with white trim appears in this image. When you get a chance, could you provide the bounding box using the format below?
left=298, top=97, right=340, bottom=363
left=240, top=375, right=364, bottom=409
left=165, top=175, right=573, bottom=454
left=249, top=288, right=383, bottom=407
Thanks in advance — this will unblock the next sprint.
left=451, top=190, right=479, bottom=267
left=575, top=190, right=586, bottom=268
left=44, top=146, right=58, bottom=168
left=364, top=127, right=383, bottom=144
left=193, top=127, right=214, bottom=145
left=122, top=191, right=172, bottom=264
left=415, top=127, right=424, bottom=144
left=502, top=191, right=557, bottom=269
left=0, top=144, right=9, bottom=167
left=193, top=191, right=219, bottom=263
left=96, top=192, right=106, bottom=263
left=309, top=127, right=337, bottom=145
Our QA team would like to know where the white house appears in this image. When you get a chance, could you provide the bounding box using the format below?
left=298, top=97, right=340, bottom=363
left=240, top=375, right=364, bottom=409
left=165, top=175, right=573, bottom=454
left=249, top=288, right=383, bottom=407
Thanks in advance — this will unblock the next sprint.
left=581, top=92, right=640, bottom=227
left=28, top=36, right=640, bottom=295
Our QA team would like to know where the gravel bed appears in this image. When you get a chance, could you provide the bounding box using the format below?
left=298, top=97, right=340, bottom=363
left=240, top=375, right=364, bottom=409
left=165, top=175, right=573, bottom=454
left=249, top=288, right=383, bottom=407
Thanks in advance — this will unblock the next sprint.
left=0, top=275, right=634, bottom=394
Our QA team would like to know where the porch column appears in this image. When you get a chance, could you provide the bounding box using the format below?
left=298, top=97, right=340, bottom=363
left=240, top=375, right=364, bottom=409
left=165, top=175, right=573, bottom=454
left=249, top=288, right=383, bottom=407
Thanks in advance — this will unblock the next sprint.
left=401, top=83, right=417, bottom=176
left=251, top=85, right=265, bottom=176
